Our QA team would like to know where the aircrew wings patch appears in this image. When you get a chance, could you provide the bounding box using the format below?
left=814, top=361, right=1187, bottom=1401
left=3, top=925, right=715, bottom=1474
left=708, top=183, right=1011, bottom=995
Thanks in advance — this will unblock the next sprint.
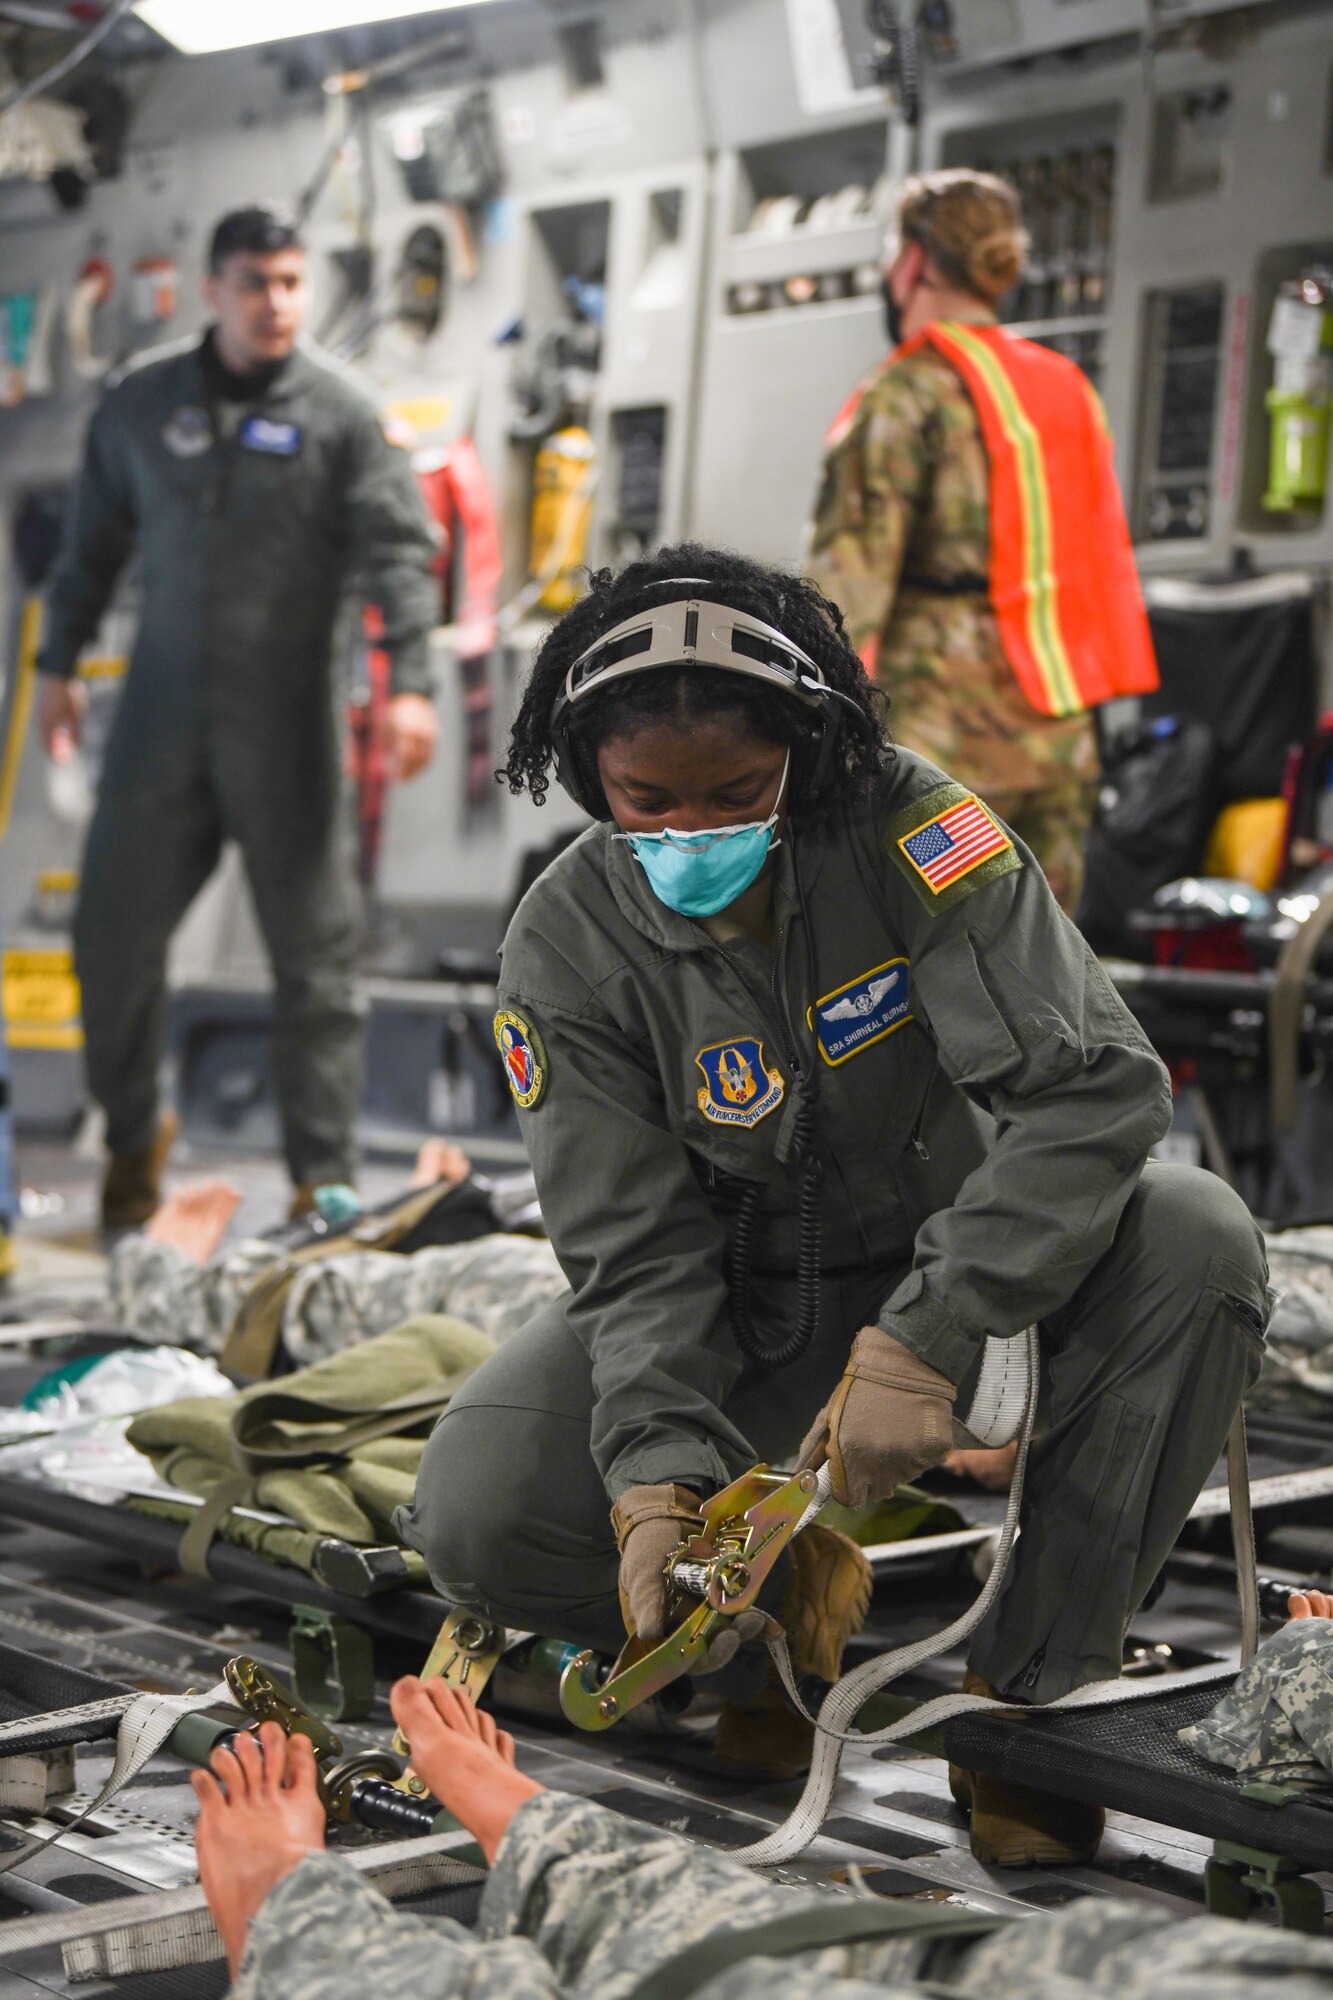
left=887, top=784, right=1021, bottom=912
left=494, top=1009, right=547, bottom=1110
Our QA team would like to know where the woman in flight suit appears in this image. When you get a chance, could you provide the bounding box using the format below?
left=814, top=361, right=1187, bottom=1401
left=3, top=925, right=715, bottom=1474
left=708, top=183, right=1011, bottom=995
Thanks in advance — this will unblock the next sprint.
left=398, top=543, right=1266, bottom=1867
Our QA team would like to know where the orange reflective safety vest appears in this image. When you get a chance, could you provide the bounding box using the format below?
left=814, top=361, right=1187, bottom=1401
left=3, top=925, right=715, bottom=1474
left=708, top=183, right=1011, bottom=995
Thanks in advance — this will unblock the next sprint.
left=835, top=321, right=1160, bottom=718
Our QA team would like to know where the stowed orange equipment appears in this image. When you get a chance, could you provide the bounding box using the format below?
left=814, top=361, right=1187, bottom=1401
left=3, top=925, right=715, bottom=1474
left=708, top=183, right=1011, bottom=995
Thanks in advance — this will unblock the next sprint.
left=838, top=321, right=1160, bottom=719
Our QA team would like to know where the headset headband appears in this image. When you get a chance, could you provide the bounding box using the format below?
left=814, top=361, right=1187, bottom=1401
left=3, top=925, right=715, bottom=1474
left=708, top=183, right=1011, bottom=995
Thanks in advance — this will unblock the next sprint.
left=559, top=597, right=829, bottom=717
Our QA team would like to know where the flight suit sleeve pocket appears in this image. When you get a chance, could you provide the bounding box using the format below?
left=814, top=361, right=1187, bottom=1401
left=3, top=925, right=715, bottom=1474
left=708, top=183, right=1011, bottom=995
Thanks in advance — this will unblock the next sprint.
left=921, top=931, right=1023, bottom=1093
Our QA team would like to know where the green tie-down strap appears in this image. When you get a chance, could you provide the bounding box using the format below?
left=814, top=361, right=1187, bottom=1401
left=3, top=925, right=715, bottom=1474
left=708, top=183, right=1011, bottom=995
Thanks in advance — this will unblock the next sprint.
left=125, top=1313, right=495, bottom=1579
left=622, top=1896, right=1005, bottom=2000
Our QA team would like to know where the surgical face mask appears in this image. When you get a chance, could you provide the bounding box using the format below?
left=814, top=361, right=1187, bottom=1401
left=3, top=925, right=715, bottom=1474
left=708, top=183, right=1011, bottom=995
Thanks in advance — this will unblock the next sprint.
left=617, top=753, right=789, bottom=918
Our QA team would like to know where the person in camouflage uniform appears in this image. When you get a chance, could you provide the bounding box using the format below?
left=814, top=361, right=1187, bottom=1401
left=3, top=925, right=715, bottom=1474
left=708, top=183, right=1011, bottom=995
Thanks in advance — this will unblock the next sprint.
left=1181, top=1590, right=1333, bottom=1788
left=1249, top=1226, right=1333, bottom=1417
left=197, top=1676, right=1333, bottom=2000
left=110, top=1226, right=564, bottom=1367
left=808, top=173, right=1099, bottom=914
left=108, top=1160, right=564, bottom=1366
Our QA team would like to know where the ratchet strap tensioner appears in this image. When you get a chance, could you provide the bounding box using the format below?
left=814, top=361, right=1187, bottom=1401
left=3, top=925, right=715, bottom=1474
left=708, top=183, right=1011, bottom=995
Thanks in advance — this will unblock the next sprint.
left=560, top=1460, right=828, bottom=1729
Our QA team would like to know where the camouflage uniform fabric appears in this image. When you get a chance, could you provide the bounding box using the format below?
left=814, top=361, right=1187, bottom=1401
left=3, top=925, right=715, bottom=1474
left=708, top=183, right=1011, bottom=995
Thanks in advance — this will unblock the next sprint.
left=229, top=1789, right=1333, bottom=2000
left=1179, top=1618, right=1333, bottom=1788
left=1247, top=1226, right=1333, bottom=1417
left=808, top=333, right=1097, bottom=914
left=109, top=1231, right=565, bottom=1367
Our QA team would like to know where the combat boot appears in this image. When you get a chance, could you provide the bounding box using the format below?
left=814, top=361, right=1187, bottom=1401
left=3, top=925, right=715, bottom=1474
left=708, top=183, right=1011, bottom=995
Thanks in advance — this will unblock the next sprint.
left=950, top=1669, right=1105, bottom=1866
left=713, top=1523, right=872, bottom=1781
left=101, top=1111, right=178, bottom=1232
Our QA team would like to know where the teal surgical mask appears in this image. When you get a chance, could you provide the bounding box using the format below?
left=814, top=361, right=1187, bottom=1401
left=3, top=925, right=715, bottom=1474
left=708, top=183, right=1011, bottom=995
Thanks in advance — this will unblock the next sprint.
left=617, top=754, right=789, bottom=918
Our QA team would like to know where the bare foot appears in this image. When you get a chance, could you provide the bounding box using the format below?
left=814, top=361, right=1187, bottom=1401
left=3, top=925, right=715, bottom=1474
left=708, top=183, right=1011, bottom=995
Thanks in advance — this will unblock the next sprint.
left=389, top=1677, right=542, bottom=1867
left=192, top=1722, right=327, bottom=1977
left=412, top=1140, right=472, bottom=1190
left=146, top=1181, right=243, bottom=1263
left=941, top=1442, right=1018, bottom=1493
left=1288, top=1589, right=1333, bottom=1620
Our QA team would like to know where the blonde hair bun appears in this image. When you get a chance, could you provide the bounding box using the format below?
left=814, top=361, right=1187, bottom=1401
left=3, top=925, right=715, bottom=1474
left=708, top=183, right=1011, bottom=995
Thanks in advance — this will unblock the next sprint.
left=966, top=226, right=1027, bottom=301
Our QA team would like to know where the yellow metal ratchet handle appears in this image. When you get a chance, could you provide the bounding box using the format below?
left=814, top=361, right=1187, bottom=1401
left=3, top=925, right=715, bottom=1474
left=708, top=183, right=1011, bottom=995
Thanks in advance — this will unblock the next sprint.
left=223, top=1655, right=343, bottom=1762
left=559, top=1463, right=820, bottom=1731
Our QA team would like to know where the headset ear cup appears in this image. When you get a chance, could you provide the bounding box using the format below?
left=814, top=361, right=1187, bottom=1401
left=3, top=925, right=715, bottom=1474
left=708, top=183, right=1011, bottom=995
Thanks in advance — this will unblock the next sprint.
left=550, top=719, right=610, bottom=819
left=572, top=741, right=611, bottom=819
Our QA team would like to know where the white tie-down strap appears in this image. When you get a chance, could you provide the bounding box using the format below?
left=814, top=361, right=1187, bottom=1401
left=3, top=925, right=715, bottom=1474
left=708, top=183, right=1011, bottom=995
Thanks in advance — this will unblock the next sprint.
left=0, top=1681, right=234, bottom=1877
left=954, top=1329, right=1034, bottom=1448
left=0, top=1830, right=483, bottom=1970
left=739, top=1321, right=1255, bottom=1870
left=740, top=1325, right=1040, bottom=1868
left=789, top=1327, right=1034, bottom=1541
left=0, top=1695, right=136, bottom=1756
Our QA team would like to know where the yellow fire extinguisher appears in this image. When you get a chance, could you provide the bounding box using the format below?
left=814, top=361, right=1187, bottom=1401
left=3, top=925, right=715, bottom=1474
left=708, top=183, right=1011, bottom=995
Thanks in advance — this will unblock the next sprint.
left=529, top=424, right=597, bottom=613
left=1263, top=268, right=1332, bottom=516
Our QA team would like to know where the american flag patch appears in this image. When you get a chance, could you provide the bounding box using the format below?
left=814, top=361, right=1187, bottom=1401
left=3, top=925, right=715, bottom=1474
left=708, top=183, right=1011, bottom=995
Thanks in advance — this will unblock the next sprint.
left=899, top=796, right=1012, bottom=893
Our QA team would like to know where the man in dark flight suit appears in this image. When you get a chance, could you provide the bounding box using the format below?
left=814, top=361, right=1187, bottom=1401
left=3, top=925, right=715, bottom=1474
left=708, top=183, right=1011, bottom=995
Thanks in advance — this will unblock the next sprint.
left=37, top=204, right=440, bottom=1225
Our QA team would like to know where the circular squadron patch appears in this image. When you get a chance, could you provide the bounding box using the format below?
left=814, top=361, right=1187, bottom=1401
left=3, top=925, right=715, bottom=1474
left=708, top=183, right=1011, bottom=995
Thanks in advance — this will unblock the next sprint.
left=162, top=405, right=213, bottom=458
left=494, top=1009, right=547, bottom=1110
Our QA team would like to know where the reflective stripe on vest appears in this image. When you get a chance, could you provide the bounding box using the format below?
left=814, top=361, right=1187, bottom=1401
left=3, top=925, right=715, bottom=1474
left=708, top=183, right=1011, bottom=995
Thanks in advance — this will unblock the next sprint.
left=911, top=320, right=1159, bottom=717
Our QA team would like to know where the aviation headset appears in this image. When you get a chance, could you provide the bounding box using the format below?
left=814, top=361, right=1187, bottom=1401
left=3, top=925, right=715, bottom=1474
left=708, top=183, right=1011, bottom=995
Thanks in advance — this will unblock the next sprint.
left=548, top=578, right=876, bottom=820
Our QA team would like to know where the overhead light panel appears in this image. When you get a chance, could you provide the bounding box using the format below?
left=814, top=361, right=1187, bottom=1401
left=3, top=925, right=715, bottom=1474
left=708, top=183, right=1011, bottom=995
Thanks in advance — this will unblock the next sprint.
left=134, top=0, right=497, bottom=56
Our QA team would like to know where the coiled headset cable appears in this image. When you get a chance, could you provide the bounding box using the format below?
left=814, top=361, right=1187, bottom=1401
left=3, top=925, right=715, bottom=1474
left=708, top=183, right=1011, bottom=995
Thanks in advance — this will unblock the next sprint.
left=726, top=835, right=825, bottom=1369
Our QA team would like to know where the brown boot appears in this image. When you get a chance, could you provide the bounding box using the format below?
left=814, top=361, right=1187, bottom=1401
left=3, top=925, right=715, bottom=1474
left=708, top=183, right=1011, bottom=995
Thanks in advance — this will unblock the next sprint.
left=714, top=1524, right=872, bottom=1780
left=288, top=1183, right=318, bottom=1221
left=950, top=1670, right=1106, bottom=1867
left=101, top=1111, right=178, bottom=1231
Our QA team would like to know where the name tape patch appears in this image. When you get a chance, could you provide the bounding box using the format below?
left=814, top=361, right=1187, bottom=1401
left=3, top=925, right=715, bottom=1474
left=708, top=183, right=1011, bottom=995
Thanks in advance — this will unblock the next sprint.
left=898, top=795, right=1013, bottom=898
left=696, top=1038, right=784, bottom=1128
left=809, top=958, right=911, bottom=1065
left=239, top=415, right=302, bottom=456
left=494, top=1009, right=547, bottom=1110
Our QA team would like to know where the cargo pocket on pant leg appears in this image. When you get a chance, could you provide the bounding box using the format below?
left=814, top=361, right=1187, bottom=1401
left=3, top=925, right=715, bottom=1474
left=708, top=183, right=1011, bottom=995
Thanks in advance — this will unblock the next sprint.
left=1029, top=1389, right=1155, bottom=1691
left=1207, top=1253, right=1272, bottom=1396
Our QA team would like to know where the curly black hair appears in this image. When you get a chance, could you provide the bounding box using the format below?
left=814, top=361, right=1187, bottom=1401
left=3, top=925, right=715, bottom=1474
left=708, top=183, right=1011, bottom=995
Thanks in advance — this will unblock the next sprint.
left=499, top=542, right=890, bottom=816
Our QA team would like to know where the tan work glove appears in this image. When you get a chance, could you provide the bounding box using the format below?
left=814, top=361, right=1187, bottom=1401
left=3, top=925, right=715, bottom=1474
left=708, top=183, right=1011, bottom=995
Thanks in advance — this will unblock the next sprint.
left=799, top=1327, right=956, bottom=1508
left=611, top=1483, right=704, bottom=1643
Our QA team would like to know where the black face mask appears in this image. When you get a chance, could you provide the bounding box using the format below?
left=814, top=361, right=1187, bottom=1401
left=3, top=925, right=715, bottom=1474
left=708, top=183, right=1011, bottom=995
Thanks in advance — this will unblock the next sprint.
left=881, top=275, right=905, bottom=350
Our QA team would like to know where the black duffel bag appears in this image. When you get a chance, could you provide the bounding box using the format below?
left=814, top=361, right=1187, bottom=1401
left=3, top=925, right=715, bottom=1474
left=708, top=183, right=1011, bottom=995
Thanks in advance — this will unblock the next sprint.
left=1077, top=714, right=1218, bottom=956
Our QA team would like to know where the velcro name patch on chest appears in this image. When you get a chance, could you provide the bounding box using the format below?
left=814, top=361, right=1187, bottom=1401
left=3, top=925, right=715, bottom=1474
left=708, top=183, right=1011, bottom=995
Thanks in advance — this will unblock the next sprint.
left=887, top=784, right=1021, bottom=912
left=696, top=1039, right=784, bottom=1128
left=238, top=415, right=303, bottom=456
left=809, top=958, right=911, bottom=1065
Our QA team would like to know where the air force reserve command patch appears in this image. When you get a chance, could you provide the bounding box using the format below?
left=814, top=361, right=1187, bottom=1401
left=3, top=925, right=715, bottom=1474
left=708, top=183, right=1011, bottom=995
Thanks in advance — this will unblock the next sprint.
left=696, top=1039, right=784, bottom=1128
left=888, top=783, right=1020, bottom=912
left=810, top=958, right=911, bottom=1065
left=494, top=1009, right=547, bottom=1110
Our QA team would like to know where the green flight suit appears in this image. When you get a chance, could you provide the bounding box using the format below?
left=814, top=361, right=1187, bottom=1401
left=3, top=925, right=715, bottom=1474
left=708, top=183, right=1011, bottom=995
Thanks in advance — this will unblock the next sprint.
left=399, top=750, right=1269, bottom=1701
left=37, top=334, right=439, bottom=1183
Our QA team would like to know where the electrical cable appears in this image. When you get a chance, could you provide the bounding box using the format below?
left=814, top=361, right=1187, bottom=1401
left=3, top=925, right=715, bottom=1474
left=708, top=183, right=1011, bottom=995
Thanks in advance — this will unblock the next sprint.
left=296, top=121, right=350, bottom=225
left=0, top=0, right=134, bottom=122
left=866, top=0, right=920, bottom=126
